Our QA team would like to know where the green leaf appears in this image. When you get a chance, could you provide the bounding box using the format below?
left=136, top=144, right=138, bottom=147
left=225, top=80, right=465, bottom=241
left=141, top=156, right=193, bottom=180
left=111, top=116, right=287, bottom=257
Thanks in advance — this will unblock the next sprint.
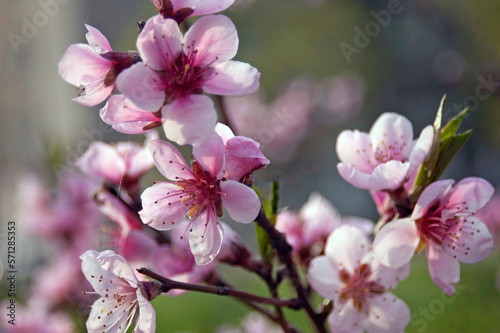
left=432, top=130, right=473, bottom=182
left=253, top=182, right=280, bottom=264
left=440, top=108, right=469, bottom=142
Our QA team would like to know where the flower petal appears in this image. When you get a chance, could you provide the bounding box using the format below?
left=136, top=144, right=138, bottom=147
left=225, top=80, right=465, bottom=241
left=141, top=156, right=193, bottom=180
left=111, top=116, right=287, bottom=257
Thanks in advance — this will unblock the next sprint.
left=84, top=24, right=112, bottom=53
left=116, top=63, right=165, bottom=111
left=324, top=225, right=368, bottom=274
left=412, top=179, right=455, bottom=219
left=369, top=160, right=410, bottom=191
left=328, top=300, right=366, bottom=333
left=446, top=177, right=495, bottom=213
left=137, top=15, right=183, bottom=70
left=134, top=291, right=156, bottom=333
left=369, top=113, right=414, bottom=157
left=373, top=218, right=419, bottom=268
left=192, top=131, right=225, bottom=179
left=147, top=139, right=193, bottom=181
left=215, top=122, right=235, bottom=143
left=184, top=15, right=238, bottom=67
left=427, top=245, right=460, bottom=295
left=363, top=293, right=411, bottom=333
left=162, top=95, right=217, bottom=147
left=204, top=61, right=261, bottom=96
left=100, top=95, right=162, bottom=134
left=224, top=136, right=269, bottom=181
left=300, top=192, right=341, bottom=246
left=139, top=183, right=190, bottom=230
left=337, top=162, right=371, bottom=190
left=408, top=125, right=434, bottom=175
left=220, top=180, right=261, bottom=223
left=307, top=256, right=341, bottom=301
left=190, top=0, right=235, bottom=16
left=447, top=216, right=494, bottom=264
left=189, top=212, right=224, bottom=265
left=76, top=142, right=124, bottom=184
left=336, top=130, right=374, bottom=174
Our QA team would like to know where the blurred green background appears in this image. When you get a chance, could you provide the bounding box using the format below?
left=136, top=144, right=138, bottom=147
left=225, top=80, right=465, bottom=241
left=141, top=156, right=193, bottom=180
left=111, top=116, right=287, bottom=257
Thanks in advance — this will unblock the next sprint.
left=2, top=0, right=500, bottom=332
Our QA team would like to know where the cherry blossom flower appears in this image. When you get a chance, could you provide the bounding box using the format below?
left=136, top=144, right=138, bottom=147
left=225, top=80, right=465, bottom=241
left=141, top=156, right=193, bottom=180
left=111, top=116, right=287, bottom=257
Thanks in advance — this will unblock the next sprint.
left=373, top=178, right=494, bottom=295
left=139, top=135, right=261, bottom=264
left=276, top=192, right=374, bottom=258
left=58, top=25, right=139, bottom=106
left=336, top=112, right=434, bottom=191
left=117, top=15, right=260, bottom=146
left=151, top=0, right=235, bottom=23
left=76, top=133, right=156, bottom=193
left=100, top=94, right=163, bottom=134
left=80, top=250, right=161, bottom=333
left=308, top=225, right=411, bottom=333
left=215, top=123, right=269, bottom=183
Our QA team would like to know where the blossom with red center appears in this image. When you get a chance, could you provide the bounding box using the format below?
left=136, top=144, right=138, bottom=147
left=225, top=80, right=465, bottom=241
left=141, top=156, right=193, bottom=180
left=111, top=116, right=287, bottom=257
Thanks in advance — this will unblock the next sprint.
left=308, top=225, right=411, bottom=333
left=117, top=15, right=260, bottom=146
left=58, top=25, right=139, bottom=106
left=80, top=250, right=161, bottom=333
left=374, top=178, right=494, bottom=295
left=139, top=135, right=261, bottom=264
left=151, top=0, right=235, bottom=23
left=336, top=112, right=433, bottom=191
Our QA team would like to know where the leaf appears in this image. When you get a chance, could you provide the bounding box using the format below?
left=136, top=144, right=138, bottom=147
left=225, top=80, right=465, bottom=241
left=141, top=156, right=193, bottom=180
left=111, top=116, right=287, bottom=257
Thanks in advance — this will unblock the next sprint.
left=440, top=108, right=469, bottom=142
left=432, top=130, right=473, bottom=182
left=253, top=182, right=280, bottom=264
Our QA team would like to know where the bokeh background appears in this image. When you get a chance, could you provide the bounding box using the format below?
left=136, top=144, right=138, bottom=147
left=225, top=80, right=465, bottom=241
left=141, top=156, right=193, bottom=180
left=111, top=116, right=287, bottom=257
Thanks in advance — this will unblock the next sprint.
left=1, top=0, right=500, bottom=332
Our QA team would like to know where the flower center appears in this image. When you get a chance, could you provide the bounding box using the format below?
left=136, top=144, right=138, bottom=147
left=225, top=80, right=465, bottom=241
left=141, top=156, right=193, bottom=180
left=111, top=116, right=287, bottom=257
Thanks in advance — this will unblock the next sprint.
left=339, top=263, right=385, bottom=311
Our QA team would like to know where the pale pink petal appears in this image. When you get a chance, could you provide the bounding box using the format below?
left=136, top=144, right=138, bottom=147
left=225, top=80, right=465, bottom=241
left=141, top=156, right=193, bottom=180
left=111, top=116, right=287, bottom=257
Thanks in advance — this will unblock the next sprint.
left=224, top=136, right=269, bottom=181
left=116, top=63, right=165, bottom=111
left=373, top=218, right=419, bottom=268
left=162, top=95, right=217, bottom=147
left=215, top=122, right=235, bottom=143
left=275, top=211, right=303, bottom=250
left=408, top=125, right=434, bottom=175
left=100, top=95, right=162, bottom=134
left=336, top=130, right=374, bottom=174
left=204, top=61, right=261, bottom=96
left=300, top=192, right=341, bottom=246
left=76, top=142, right=124, bottom=184
left=363, top=294, right=411, bottom=333
left=189, top=213, right=224, bottom=265
left=80, top=250, right=119, bottom=293
left=328, top=300, right=365, bottom=333
left=139, top=183, right=190, bottom=230
left=192, top=132, right=225, bottom=179
left=137, top=15, right=183, bottom=70
left=369, top=160, right=410, bottom=191
left=337, top=162, right=371, bottom=190
left=86, top=296, right=128, bottom=332
left=448, top=217, right=493, bottom=264
left=341, top=216, right=375, bottom=237
left=184, top=15, right=238, bottom=67
left=370, top=259, right=411, bottom=290
left=427, top=246, right=460, bottom=295
left=369, top=113, right=414, bottom=157
left=412, top=180, right=455, bottom=219
left=190, top=0, right=235, bottom=16
left=220, top=180, right=261, bottom=223
left=147, top=139, right=193, bottom=181
left=307, top=256, right=341, bottom=301
left=84, top=24, right=112, bottom=53
left=324, top=225, right=368, bottom=273
left=73, top=84, right=115, bottom=107
left=58, top=44, right=111, bottom=86
left=446, top=177, right=495, bottom=213
left=127, top=142, right=156, bottom=180
left=97, top=250, right=138, bottom=285
left=135, top=291, right=156, bottom=333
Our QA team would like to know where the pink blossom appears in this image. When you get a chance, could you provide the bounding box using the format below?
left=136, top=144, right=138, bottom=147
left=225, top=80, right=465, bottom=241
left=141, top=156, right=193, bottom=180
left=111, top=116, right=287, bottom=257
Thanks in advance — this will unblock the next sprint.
left=308, top=225, right=411, bottom=333
left=373, top=178, right=494, bottom=295
left=1, top=301, right=75, bottom=333
left=152, top=221, right=216, bottom=295
left=151, top=0, right=235, bottom=23
left=80, top=250, right=161, bottom=333
left=58, top=25, right=138, bottom=106
left=93, top=188, right=144, bottom=233
left=76, top=133, right=156, bottom=192
left=117, top=15, right=260, bottom=146
left=17, top=172, right=100, bottom=251
left=139, top=136, right=261, bottom=264
left=475, top=191, right=500, bottom=240
left=276, top=192, right=374, bottom=255
left=336, top=112, right=434, bottom=191
left=215, top=123, right=270, bottom=182
left=100, top=94, right=163, bottom=134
